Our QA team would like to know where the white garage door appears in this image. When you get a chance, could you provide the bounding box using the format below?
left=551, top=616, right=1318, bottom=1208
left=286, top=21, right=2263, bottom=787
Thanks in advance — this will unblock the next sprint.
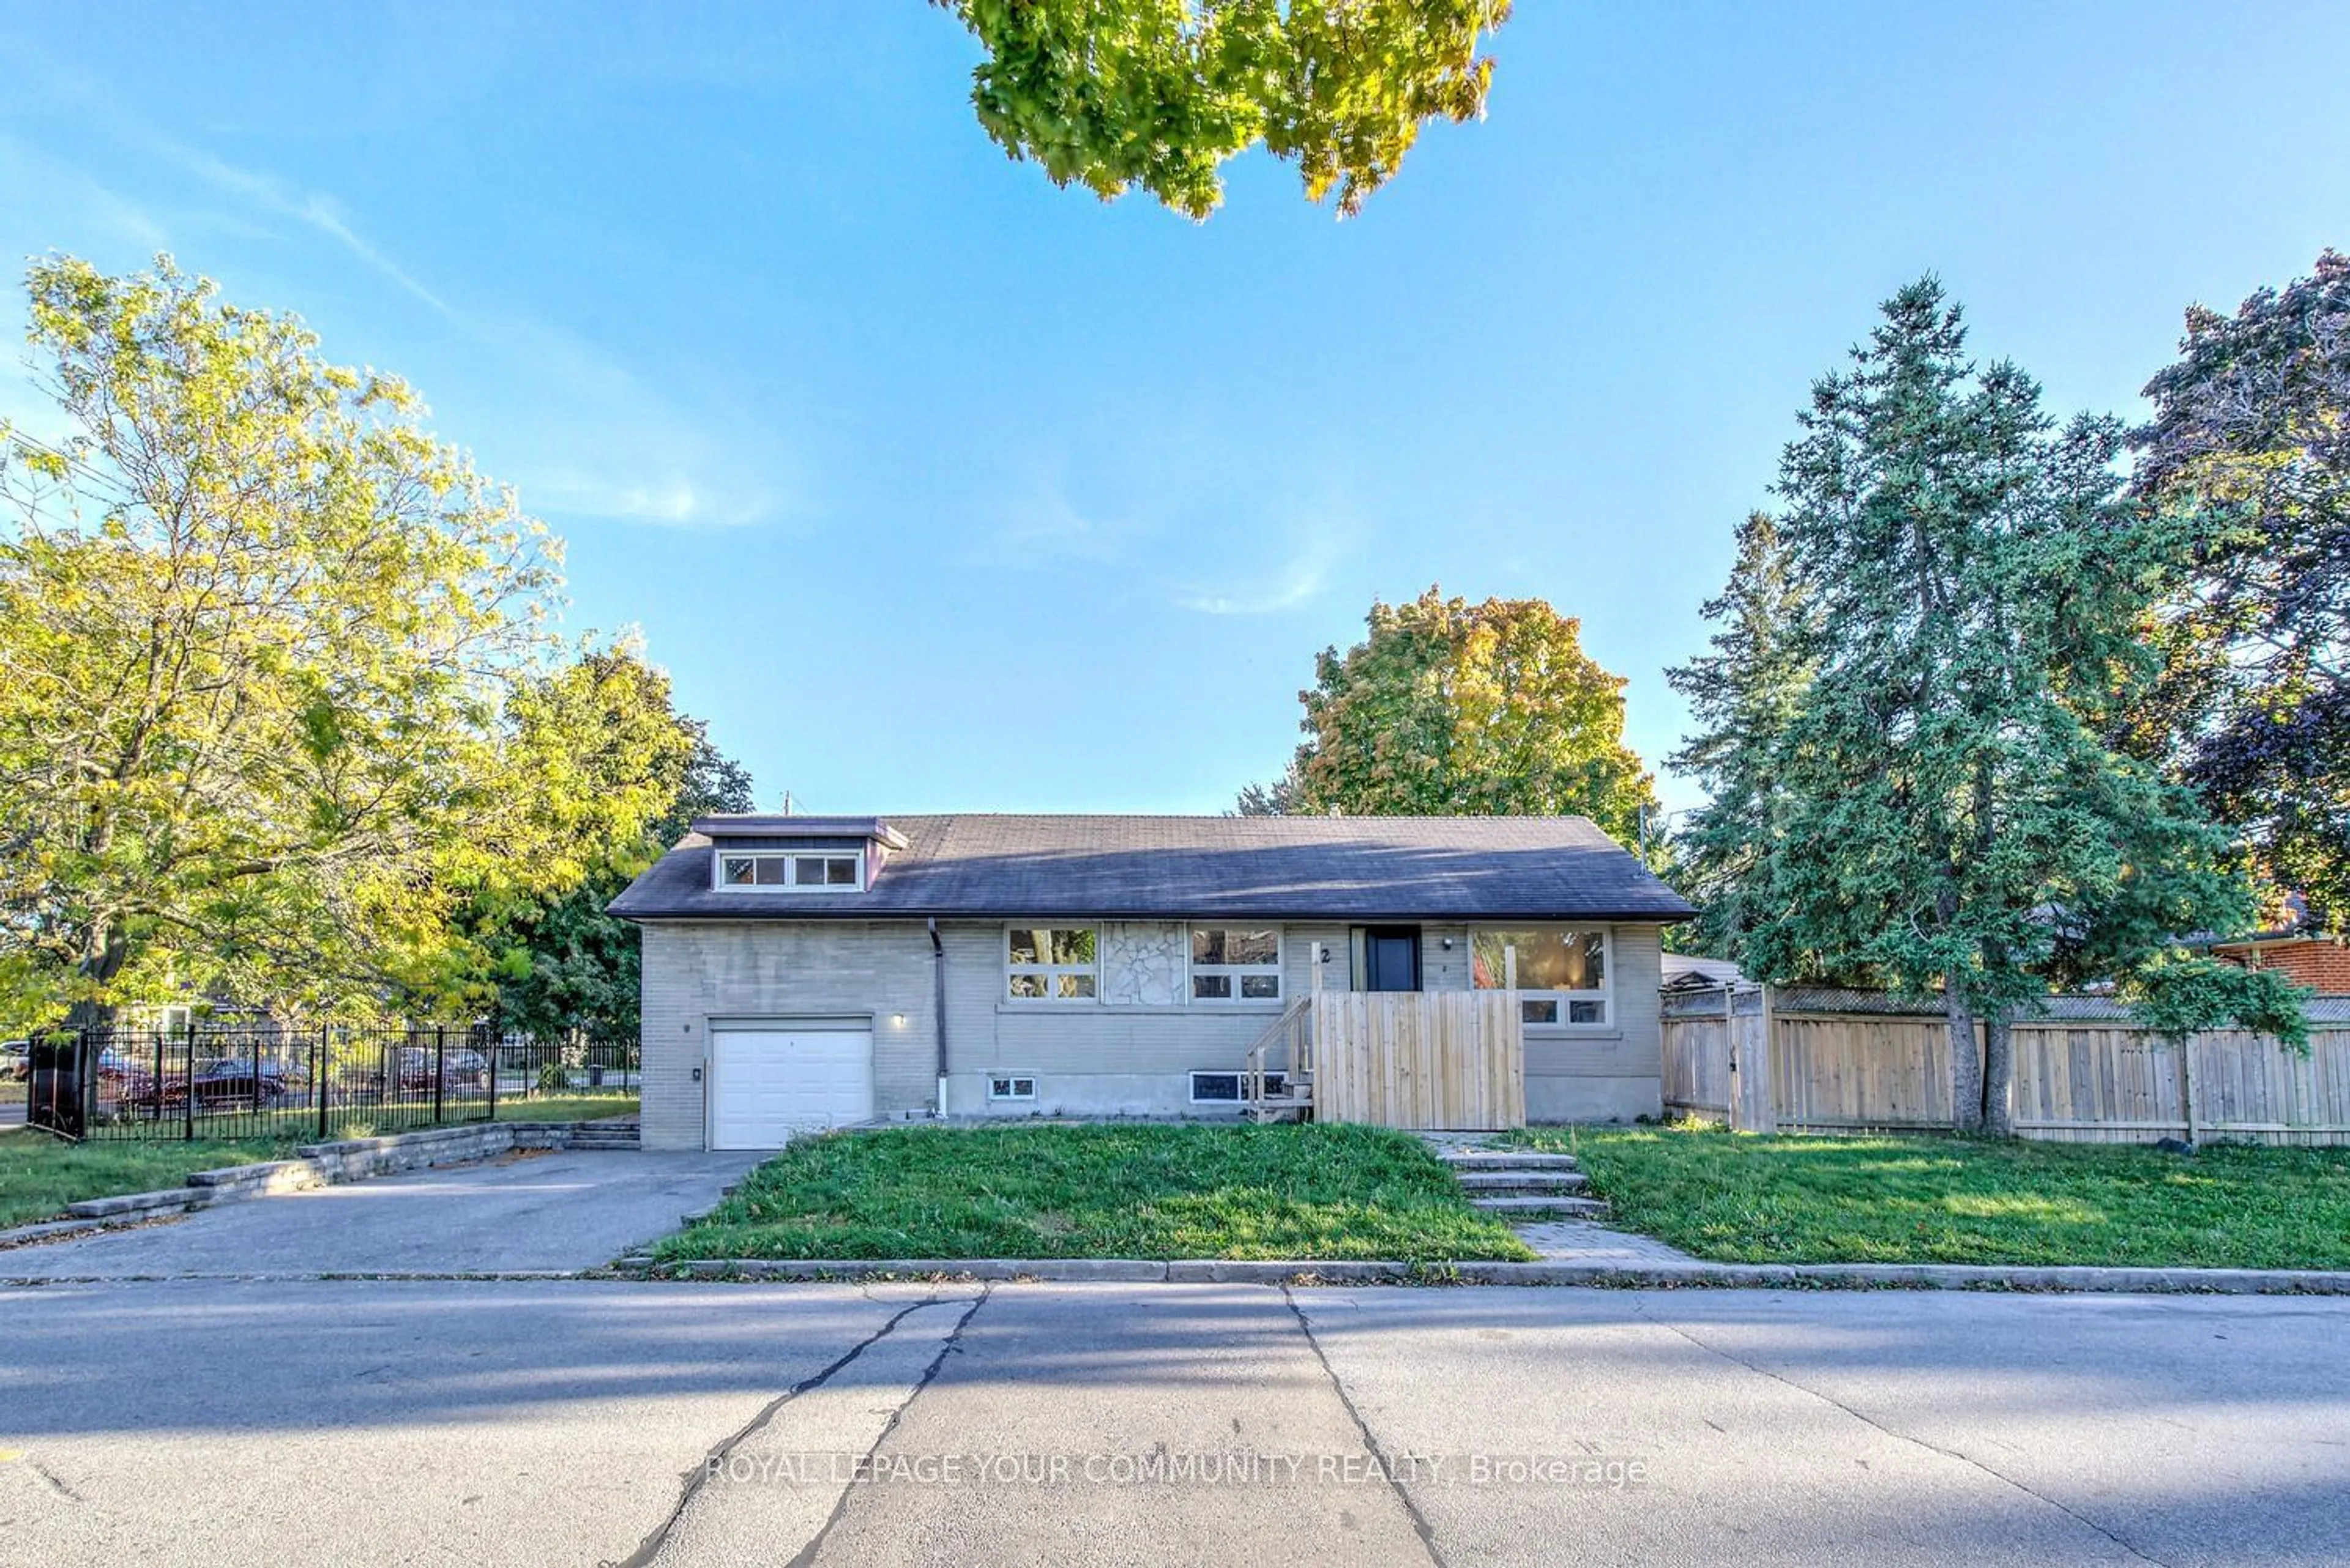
left=709, top=1028, right=874, bottom=1149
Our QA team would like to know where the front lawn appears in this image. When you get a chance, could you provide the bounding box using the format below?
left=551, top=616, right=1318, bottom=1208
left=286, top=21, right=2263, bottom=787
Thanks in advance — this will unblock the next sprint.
left=1513, top=1123, right=2350, bottom=1269
left=657, top=1122, right=1534, bottom=1263
left=0, top=1129, right=300, bottom=1230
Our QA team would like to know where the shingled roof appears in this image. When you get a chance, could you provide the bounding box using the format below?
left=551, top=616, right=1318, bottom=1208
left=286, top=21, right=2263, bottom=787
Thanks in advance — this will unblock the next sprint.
left=608, top=813, right=1697, bottom=924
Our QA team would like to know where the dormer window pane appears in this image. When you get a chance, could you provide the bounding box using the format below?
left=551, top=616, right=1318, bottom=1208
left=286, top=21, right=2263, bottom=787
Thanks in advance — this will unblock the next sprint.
left=714, top=848, right=864, bottom=892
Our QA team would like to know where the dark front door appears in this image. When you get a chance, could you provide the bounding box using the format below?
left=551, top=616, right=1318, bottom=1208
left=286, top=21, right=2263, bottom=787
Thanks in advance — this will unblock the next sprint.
left=1361, top=926, right=1422, bottom=993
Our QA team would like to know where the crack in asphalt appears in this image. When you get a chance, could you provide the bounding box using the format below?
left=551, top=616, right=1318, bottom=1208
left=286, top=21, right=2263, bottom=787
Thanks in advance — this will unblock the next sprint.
left=783, top=1286, right=993, bottom=1568
left=610, top=1289, right=985, bottom=1568
left=26, top=1457, right=83, bottom=1503
left=1281, top=1286, right=1447, bottom=1568
left=1630, top=1300, right=2168, bottom=1566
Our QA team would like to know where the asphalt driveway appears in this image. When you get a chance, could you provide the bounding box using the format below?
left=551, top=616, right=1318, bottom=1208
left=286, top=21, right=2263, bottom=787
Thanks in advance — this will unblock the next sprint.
left=2, top=1280, right=2344, bottom=1566
left=0, top=1148, right=764, bottom=1279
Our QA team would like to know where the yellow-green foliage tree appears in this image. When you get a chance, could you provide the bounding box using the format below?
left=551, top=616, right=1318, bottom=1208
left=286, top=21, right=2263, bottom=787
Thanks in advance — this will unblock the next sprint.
left=0, top=256, right=680, bottom=1024
left=935, top=0, right=1512, bottom=219
left=1253, top=588, right=1657, bottom=842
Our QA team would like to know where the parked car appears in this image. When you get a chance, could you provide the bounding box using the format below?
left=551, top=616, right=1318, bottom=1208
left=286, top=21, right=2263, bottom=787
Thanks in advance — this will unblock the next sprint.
left=94, top=1047, right=168, bottom=1105
left=2, top=1039, right=26, bottom=1081
left=395, top=1046, right=490, bottom=1094
left=80, top=1048, right=211, bottom=1119
left=178, top=1057, right=297, bottom=1107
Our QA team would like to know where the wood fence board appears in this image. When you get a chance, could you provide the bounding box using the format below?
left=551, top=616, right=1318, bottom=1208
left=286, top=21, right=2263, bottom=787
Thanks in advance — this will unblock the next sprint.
left=1310, top=991, right=1526, bottom=1130
left=1666, top=1006, right=2350, bottom=1144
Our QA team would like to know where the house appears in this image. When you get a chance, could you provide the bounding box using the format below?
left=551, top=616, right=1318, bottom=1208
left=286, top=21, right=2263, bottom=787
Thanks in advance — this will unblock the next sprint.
left=1661, top=952, right=1749, bottom=992
left=608, top=813, right=1698, bottom=1151
left=2211, top=923, right=2350, bottom=995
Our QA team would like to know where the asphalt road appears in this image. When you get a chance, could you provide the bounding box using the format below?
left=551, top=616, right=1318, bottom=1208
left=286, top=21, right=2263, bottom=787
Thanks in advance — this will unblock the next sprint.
left=4, top=1280, right=2344, bottom=1566
left=0, top=1149, right=764, bottom=1279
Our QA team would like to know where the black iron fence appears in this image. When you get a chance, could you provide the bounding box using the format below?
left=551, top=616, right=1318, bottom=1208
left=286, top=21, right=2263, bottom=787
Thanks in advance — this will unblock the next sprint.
left=10, top=1023, right=640, bottom=1143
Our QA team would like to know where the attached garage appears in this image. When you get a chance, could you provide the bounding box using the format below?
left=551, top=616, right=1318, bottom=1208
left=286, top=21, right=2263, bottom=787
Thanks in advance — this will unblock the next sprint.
left=707, top=1023, right=875, bottom=1149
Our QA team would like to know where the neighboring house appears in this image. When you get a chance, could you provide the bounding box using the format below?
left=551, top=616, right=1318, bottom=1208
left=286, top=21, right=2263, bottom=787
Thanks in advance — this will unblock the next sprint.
left=608, top=813, right=1698, bottom=1151
left=1662, top=952, right=1749, bottom=991
left=2212, top=925, right=2350, bottom=995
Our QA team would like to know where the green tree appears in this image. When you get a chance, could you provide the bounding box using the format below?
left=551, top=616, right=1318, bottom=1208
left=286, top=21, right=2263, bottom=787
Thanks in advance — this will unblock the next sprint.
left=1250, top=588, right=1656, bottom=841
left=2131, top=250, right=2350, bottom=929
left=934, top=0, right=1512, bottom=220
left=1233, top=761, right=1303, bottom=816
left=483, top=663, right=753, bottom=1042
left=1664, top=512, right=1812, bottom=961
left=1684, top=280, right=2305, bottom=1133
left=0, top=256, right=661, bottom=1023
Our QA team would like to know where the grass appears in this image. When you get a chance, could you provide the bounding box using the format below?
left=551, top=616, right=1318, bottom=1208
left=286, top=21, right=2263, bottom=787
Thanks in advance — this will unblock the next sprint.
left=496, top=1092, right=638, bottom=1123
left=1508, top=1122, right=2350, bottom=1269
left=0, top=1128, right=301, bottom=1229
left=657, top=1121, right=1535, bottom=1263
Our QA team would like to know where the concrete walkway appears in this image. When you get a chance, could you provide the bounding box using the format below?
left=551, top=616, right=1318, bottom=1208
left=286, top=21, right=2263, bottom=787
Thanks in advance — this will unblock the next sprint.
left=0, top=1148, right=764, bottom=1279
left=1414, top=1130, right=1693, bottom=1263
left=1512, top=1217, right=1699, bottom=1265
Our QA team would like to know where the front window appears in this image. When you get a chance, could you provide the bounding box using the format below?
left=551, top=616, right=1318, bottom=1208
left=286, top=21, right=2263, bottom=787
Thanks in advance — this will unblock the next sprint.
left=1190, top=927, right=1281, bottom=1002
left=715, top=850, right=863, bottom=891
left=1006, top=926, right=1098, bottom=1001
left=1472, top=928, right=1610, bottom=1026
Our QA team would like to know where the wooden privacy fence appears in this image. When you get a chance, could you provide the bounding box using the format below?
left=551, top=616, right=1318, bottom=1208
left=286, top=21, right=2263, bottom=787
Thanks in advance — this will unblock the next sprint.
left=1313, top=990, right=1527, bottom=1130
left=1660, top=984, right=1777, bottom=1132
left=1662, top=985, right=2350, bottom=1144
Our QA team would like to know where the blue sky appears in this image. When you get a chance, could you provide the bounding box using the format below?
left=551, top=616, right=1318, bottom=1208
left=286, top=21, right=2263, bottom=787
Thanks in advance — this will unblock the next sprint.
left=3, top=3, right=2345, bottom=818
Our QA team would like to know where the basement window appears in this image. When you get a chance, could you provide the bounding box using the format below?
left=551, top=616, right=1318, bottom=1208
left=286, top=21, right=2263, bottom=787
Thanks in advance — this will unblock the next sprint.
left=1190, top=1070, right=1285, bottom=1104
left=988, top=1075, right=1037, bottom=1102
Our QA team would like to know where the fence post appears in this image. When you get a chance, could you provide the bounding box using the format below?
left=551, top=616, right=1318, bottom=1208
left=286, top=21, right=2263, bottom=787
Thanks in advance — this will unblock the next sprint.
left=182, top=1020, right=195, bottom=1141
left=433, top=1025, right=446, bottom=1126
left=1723, top=982, right=1742, bottom=1129
left=485, top=1026, right=498, bottom=1121
left=2179, top=1036, right=2199, bottom=1145
left=153, top=1026, right=166, bottom=1129
left=318, top=1025, right=330, bottom=1142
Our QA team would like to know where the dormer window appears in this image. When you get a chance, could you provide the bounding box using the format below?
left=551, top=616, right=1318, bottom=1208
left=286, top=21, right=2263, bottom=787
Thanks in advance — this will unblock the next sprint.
left=716, top=850, right=864, bottom=892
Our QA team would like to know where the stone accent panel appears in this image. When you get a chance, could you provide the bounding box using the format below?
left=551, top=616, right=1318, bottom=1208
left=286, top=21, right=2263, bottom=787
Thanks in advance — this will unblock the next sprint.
left=1100, top=921, right=1186, bottom=1006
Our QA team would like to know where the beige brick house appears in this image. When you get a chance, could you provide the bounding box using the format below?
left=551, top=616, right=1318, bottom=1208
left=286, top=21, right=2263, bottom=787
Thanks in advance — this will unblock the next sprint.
left=608, top=813, right=1696, bottom=1151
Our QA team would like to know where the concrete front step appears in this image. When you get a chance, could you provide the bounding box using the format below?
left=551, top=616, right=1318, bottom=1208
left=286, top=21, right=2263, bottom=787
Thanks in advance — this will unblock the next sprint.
left=1438, top=1151, right=1578, bottom=1171
left=1455, top=1170, right=1589, bottom=1193
left=1471, top=1194, right=1611, bottom=1218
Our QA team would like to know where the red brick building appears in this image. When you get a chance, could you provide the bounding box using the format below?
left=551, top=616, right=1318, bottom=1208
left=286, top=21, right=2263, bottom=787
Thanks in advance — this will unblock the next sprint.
left=2212, top=930, right=2350, bottom=995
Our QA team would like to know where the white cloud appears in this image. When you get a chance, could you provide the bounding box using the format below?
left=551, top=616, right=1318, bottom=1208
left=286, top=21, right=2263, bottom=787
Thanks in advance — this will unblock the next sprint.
left=0, top=132, right=169, bottom=255
left=3, top=125, right=786, bottom=530
left=1173, top=523, right=1341, bottom=615
left=144, top=140, right=450, bottom=315
left=453, top=311, right=787, bottom=529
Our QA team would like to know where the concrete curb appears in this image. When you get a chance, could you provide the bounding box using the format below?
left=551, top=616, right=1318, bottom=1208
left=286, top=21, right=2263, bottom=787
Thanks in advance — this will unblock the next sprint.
left=0, top=1269, right=597, bottom=1286
left=612, top=1255, right=2350, bottom=1294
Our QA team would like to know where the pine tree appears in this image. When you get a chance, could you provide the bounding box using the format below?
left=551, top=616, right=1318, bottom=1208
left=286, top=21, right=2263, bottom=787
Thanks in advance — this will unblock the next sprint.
left=1666, top=512, right=1811, bottom=962
left=1687, top=280, right=2305, bottom=1132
